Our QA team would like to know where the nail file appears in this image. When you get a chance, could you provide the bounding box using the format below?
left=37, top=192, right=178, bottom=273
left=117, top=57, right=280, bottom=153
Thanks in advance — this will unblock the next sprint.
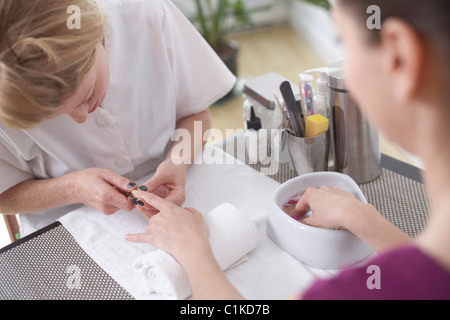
left=280, top=81, right=305, bottom=137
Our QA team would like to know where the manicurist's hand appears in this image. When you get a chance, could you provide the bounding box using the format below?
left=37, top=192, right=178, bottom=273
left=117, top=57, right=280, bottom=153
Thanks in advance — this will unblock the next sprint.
left=135, top=159, right=188, bottom=220
left=68, top=167, right=135, bottom=215
left=125, top=191, right=211, bottom=267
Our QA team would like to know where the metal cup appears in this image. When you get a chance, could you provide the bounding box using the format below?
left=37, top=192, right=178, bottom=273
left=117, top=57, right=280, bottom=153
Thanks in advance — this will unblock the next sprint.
left=287, top=131, right=330, bottom=176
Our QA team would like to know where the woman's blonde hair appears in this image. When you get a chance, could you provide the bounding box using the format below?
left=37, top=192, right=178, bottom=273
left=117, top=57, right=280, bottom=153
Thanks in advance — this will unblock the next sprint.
left=0, top=0, right=107, bottom=129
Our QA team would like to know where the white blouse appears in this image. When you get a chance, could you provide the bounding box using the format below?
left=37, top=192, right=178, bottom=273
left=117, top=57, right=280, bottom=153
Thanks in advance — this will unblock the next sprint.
left=0, top=0, right=235, bottom=234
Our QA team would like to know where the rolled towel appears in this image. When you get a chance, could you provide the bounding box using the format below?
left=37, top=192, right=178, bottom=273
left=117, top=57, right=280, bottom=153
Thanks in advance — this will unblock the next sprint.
left=133, top=203, right=259, bottom=299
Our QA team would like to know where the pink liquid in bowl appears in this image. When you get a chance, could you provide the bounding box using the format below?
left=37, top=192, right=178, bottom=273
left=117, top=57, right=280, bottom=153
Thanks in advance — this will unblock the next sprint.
left=281, top=190, right=307, bottom=221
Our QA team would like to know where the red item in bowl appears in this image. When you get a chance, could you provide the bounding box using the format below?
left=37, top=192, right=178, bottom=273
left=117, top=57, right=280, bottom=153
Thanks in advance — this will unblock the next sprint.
left=282, top=190, right=306, bottom=221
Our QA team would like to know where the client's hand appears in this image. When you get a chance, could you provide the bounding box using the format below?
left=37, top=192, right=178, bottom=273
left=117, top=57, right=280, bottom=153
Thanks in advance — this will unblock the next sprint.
left=135, top=159, right=187, bottom=220
left=125, top=190, right=212, bottom=267
left=126, top=190, right=246, bottom=300
left=295, top=186, right=412, bottom=253
left=295, top=186, right=375, bottom=230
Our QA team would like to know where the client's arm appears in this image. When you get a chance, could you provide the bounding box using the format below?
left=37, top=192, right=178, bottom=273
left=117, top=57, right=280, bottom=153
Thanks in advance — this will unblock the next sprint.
left=295, top=186, right=412, bottom=253
left=125, top=190, right=245, bottom=300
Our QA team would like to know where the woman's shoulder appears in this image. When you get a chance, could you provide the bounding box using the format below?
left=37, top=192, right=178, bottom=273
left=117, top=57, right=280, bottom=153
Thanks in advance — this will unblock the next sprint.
left=302, top=244, right=450, bottom=300
left=0, top=121, right=34, bottom=156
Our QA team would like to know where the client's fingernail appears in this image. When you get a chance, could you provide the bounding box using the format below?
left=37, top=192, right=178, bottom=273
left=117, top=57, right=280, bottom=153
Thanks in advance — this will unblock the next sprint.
left=131, top=197, right=138, bottom=205
left=138, top=185, right=147, bottom=191
left=128, top=182, right=137, bottom=189
left=137, top=200, right=144, bottom=206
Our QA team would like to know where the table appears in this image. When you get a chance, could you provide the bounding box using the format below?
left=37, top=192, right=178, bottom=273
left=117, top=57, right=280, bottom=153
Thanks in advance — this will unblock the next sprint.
left=0, top=144, right=430, bottom=300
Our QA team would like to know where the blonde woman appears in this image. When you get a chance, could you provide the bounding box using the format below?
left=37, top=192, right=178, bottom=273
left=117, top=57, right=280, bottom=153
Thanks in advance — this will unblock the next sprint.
left=0, top=0, right=235, bottom=235
left=127, top=0, right=450, bottom=299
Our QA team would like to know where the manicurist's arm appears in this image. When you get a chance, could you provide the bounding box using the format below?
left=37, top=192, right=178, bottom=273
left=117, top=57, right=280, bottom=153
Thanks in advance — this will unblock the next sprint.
left=0, top=167, right=135, bottom=215
left=169, top=109, right=211, bottom=165
left=135, top=109, right=212, bottom=218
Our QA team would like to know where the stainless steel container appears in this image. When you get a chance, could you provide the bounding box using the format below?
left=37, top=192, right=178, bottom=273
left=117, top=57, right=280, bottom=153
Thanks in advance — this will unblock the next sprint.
left=287, top=131, right=330, bottom=176
left=327, top=61, right=381, bottom=183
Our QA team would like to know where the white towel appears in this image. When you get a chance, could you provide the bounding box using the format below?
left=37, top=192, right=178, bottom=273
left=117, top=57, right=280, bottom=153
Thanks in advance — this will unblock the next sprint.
left=132, top=203, right=258, bottom=300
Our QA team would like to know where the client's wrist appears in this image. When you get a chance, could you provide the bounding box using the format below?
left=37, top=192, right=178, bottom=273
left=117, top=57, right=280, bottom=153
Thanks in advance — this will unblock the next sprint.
left=343, top=203, right=379, bottom=234
left=178, top=243, right=215, bottom=270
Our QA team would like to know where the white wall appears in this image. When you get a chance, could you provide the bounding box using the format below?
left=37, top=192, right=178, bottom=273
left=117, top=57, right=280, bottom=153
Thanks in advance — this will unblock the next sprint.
left=288, top=1, right=344, bottom=65
left=172, top=0, right=344, bottom=65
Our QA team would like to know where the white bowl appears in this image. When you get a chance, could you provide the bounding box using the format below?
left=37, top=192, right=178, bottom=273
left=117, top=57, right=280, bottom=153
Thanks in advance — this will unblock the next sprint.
left=267, top=172, right=373, bottom=269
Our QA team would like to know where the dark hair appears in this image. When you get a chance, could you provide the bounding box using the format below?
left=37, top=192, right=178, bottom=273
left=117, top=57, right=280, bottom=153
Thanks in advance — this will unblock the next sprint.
left=337, top=0, right=450, bottom=54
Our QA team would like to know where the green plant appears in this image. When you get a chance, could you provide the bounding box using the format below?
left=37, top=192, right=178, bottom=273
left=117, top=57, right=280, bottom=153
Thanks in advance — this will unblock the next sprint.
left=182, top=0, right=330, bottom=50
left=301, top=0, right=330, bottom=10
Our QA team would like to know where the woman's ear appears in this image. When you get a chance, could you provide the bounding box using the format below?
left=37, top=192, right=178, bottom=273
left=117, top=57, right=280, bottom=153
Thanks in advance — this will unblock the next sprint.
left=379, top=18, right=426, bottom=104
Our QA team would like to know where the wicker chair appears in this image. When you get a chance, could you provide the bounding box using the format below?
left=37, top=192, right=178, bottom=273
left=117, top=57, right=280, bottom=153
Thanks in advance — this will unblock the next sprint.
left=3, top=215, right=20, bottom=242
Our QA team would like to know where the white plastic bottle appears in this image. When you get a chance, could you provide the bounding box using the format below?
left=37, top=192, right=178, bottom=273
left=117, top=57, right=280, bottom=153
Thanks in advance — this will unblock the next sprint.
left=305, top=68, right=329, bottom=118
left=299, top=73, right=315, bottom=116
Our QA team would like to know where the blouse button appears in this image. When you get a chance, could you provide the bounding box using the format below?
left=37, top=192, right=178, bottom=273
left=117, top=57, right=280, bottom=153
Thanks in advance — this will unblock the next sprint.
left=114, top=158, right=128, bottom=168
left=95, top=116, right=109, bottom=127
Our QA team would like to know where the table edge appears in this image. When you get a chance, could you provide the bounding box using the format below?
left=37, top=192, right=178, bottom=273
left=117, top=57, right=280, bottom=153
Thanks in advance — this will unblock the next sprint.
left=380, top=154, right=423, bottom=183
left=0, top=221, right=62, bottom=254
